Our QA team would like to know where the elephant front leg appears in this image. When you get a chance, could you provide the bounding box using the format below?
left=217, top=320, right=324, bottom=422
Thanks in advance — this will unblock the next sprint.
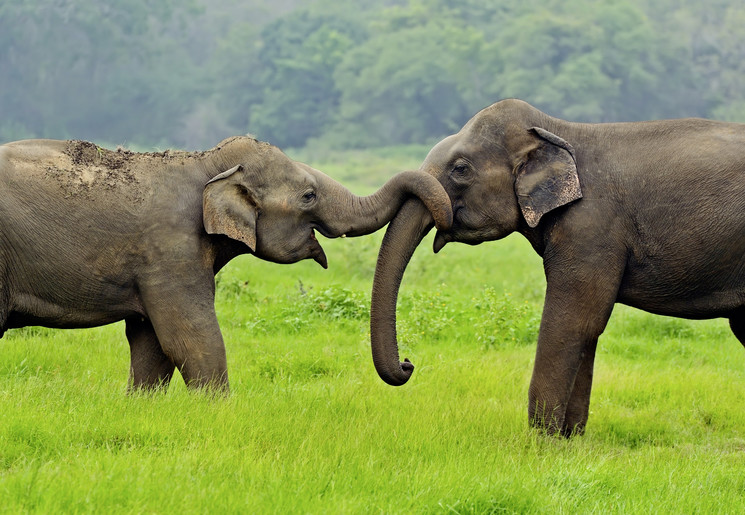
left=560, top=338, right=598, bottom=437
left=529, top=338, right=594, bottom=435
left=125, top=316, right=175, bottom=391
left=529, top=264, right=620, bottom=436
left=140, top=279, right=229, bottom=392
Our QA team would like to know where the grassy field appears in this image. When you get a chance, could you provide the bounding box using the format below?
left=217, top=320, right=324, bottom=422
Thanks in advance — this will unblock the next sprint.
left=2, top=149, right=745, bottom=513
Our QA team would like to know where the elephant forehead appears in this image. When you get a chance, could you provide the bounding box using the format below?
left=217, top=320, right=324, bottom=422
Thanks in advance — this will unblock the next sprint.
left=424, top=135, right=459, bottom=166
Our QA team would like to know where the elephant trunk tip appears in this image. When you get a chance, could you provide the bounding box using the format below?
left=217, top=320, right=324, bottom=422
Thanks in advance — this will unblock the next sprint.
left=376, top=358, right=414, bottom=386
left=433, top=207, right=453, bottom=232
left=427, top=190, right=453, bottom=232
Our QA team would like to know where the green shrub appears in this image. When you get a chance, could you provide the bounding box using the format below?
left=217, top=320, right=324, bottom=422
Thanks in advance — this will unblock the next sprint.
left=474, top=288, right=540, bottom=349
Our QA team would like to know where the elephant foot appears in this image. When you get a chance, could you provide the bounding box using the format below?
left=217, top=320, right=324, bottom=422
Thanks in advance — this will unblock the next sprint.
left=559, top=420, right=587, bottom=438
left=528, top=405, right=565, bottom=437
left=128, top=362, right=175, bottom=393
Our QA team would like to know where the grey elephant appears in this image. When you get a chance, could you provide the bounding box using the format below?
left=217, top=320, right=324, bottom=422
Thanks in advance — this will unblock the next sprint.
left=370, top=99, right=745, bottom=436
left=0, top=136, right=452, bottom=392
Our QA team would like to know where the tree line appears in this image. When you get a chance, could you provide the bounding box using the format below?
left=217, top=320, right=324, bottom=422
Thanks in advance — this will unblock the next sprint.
left=2, top=0, right=745, bottom=150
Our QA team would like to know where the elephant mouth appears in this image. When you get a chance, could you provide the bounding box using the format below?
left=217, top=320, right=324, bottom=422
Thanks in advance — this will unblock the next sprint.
left=433, top=207, right=489, bottom=252
left=310, top=229, right=328, bottom=269
left=433, top=230, right=451, bottom=253
left=312, top=221, right=336, bottom=239
left=433, top=206, right=459, bottom=252
left=433, top=202, right=466, bottom=253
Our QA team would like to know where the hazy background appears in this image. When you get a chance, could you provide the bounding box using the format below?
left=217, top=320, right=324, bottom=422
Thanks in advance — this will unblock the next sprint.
left=2, top=0, right=745, bottom=151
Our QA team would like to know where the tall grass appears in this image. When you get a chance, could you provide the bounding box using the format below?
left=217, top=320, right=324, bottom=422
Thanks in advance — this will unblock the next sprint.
left=2, top=161, right=745, bottom=512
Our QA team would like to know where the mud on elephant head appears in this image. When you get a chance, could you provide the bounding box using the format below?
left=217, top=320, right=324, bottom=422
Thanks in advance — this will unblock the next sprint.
left=0, top=136, right=452, bottom=392
left=371, top=99, right=745, bottom=436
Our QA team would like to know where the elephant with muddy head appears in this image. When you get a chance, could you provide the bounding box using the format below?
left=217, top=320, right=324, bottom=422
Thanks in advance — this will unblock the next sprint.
left=0, top=136, right=452, bottom=392
left=371, top=99, right=745, bottom=436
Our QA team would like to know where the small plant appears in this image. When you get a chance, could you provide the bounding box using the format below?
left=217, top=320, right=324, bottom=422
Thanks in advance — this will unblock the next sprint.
left=281, top=281, right=370, bottom=325
left=306, top=287, right=369, bottom=320
left=397, top=288, right=458, bottom=347
left=474, top=288, right=540, bottom=349
left=215, top=273, right=256, bottom=302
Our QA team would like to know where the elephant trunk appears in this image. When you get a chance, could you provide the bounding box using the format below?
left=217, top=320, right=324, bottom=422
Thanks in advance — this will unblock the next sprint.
left=370, top=199, right=434, bottom=385
left=318, top=170, right=452, bottom=238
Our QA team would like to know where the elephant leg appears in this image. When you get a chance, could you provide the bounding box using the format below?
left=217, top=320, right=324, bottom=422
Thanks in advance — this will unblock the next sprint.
left=125, top=316, right=175, bottom=391
left=0, top=268, right=8, bottom=338
left=139, top=277, right=229, bottom=392
left=529, top=259, right=621, bottom=436
left=560, top=338, right=598, bottom=437
left=0, top=299, right=6, bottom=338
left=731, top=313, right=745, bottom=346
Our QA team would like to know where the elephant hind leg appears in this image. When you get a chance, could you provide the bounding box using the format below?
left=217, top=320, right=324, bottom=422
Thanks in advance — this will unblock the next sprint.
left=731, top=313, right=745, bottom=346
left=125, top=316, right=175, bottom=391
left=0, top=302, right=6, bottom=338
left=0, top=280, right=8, bottom=339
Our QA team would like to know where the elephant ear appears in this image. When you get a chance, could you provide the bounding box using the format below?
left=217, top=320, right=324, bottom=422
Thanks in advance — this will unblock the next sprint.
left=515, top=127, right=582, bottom=228
left=203, top=164, right=258, bottom=251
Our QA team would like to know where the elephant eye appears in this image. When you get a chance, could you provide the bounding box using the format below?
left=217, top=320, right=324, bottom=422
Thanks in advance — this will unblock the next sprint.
left=450, top=162, right=471, bottom=182
left=302, top=190, right=317, bottom=203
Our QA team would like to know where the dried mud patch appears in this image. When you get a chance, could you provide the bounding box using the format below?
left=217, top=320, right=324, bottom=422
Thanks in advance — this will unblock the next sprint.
left=45, top=141, right=143, bottom=201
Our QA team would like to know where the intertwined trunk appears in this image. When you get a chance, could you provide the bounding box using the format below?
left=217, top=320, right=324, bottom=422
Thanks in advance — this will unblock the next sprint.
left=318, top=170, right=452, bottom=238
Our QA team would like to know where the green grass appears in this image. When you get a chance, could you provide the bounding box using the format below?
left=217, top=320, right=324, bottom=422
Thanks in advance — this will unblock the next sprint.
left=3, top=161, right=745, bottom=512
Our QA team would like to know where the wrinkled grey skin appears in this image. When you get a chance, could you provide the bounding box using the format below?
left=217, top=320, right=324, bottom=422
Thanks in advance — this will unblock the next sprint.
left=370, top=99, right=745, bottom=436
left=0, top=136, right=452, bottom=392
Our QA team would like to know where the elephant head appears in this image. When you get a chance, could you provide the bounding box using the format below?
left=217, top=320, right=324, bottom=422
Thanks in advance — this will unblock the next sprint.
left=202, top=139, right=453, bottom=269
left=370, top=99, right=582, bottom=385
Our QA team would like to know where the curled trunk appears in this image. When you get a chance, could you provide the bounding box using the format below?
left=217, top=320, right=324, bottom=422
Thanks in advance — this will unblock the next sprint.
left=370, top=200, right=434, bottom=385
left=319, top=170, right=452, bottom=238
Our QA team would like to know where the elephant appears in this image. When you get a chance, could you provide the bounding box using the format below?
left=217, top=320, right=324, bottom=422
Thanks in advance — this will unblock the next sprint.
left=0, top=136, right=452, bottom=392
left=369, top=98, right=745, bottom=437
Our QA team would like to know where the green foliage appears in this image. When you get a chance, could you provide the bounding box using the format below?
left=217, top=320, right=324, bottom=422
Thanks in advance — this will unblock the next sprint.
left=4, top=1, right=745, bottom=149
left=0, top=0, right=203, bottom=146
left=474, top=288, right=541, bottom=349
left=492, top=0, right=695, bottom=122
left=293, top=282, right=370, bottom=321
left=327, top=19, right=478, bottom=147
left=396, top=289, right=459, bottom=348
left=247, top=10, right=366, bottom=147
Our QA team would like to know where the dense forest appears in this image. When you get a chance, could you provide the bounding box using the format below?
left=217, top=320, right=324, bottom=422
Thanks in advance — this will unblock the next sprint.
left=2, top=0, right=745, bottom=150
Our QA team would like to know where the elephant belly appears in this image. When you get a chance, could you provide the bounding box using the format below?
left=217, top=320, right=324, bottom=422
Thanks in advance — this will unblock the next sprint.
left=7, top=288, right=143, bottom=330
left=2, top=213, right=146, bottom=330
left=618, top=288, right=744, bottom=319
left=617, top=259, right=745, bottom=319
left=617, top=200, right=745, bottom=318
left=5, top=254, right=144, bottom=330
